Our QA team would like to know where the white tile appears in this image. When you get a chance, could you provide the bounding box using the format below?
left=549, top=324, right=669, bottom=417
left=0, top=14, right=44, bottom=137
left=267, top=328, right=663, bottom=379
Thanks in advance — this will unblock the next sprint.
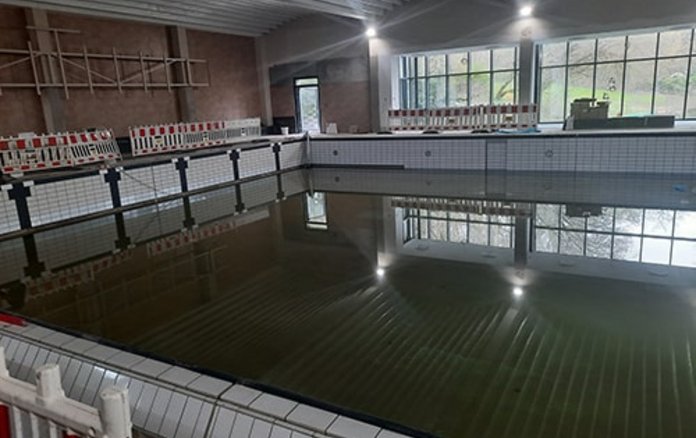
left=376, top=429, right=412, bottom=438
left=269, top=425, right=292, bottom=438
left=159, top=392, right=189, bottom=437
left=41, top=331, right=76, bottom=348
left=131, top=358, right=172, bottom=378
left=220, top=384, right=263, bottom=406
left=249, top=393, right=298, bottom=419
left=186, top=374, right=233, bottom=398
left=249, top=419, right=273, bottom=438
left=62, top=338, right=99, bottom=355
left=22, top=326, right=55, bottom=341
left=159, top=366, right=201, bottom=387
left=83, top=344, right=120, bottom=362
left=327, top=416, right=380, bottom=438
left=229, top=414, right=254, bottom=438
left=208, top=407, right=237, bottom=438
left=145, top=387, right=174, bottom=432
left=106, top=351, right=145, bottom=369
left=286, top=404, right=338, bottom=432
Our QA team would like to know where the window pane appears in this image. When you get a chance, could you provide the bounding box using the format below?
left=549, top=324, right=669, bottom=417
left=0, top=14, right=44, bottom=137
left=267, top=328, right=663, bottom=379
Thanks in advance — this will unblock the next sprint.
left=568, top=39, right=595, bottom=64
left=295, top=77, right=319, bottom=86
left=560, top=231, right=585, bottom=255
left=470, top=50, right=491, bottom=72
left=643, top=209, right=674, bottom=236
left=402, top=57, right=416, bottom=78
left=688, top=60, right=696, bottom=117
left=448, top=75, right=468, bottom=107
left=641, top=237, right=671, bottom=265
left=416, top=56, right=426, bottom=76
left=427, top=76, right=447, bottom=108
left=587, top=208, right=614, bottom=231
left=429, top=220, right=448, bottom=241
left=428, top=54, right=446, bottom=76
left=659, top=29, right=692, bottom=57
left=416, top=78, right=426, bottom=108
left=449, top=222, right=467, bottom=242
left=540, top=67, right=567, bottom=121
left=586, top=233, right=612, bottom=258
left=627, top=33, right=657, bottom=59
left=493, top=71, right=515, bottom=104
left=624, top=60, right=655, bottom=115
left=490, top=225, right=512, bottom=247
left=536, top=204, right=560, bottom=227
left=542, top=42, right=567, bottom=67
left=672, top=240, right=696, bottom=267
left=655, top=58, right=688, bottom=117
left=405, top=79, right=416, bottom=107
left=493, top=47, right=516, bottom=70
left=615, top=208, right=643, bottom=234
left=448, top=52, right=469, bottom=74
left=535, top=229, right=559, bottom=253
left=471, top=73, right=491, bottom=105
left=613, top=236, right=641, bottom=261
left=567, top=64, right=595, bottom=113
left=561, top=210, right=586, bottom=230
left=469, top=223, right=488, bottom=245
left=675, top=211, right=696, bottom=238
left=597, top=36, right=626, bottom=61
left=595, top=63, right=624, bottom=116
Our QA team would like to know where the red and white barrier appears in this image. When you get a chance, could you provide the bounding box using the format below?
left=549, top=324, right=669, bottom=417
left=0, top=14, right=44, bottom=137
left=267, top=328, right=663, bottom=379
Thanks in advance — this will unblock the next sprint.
left=388, top=104, right=539, bottom=132
left=129, top=118, right=261, bottom=157
left=0, top=346, right=131, bottom=438
left=0, top=130, right=120, bottom=175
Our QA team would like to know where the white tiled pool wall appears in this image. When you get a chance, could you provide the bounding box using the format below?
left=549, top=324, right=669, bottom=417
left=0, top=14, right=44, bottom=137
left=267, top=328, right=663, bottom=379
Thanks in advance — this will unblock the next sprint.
left=0, top=140, right=308, bottom=236
left=310, top=134, right=696, bottom=173
left=310, top=168, right=696, bottom=211
left=0, top=323, right=414, bottom=438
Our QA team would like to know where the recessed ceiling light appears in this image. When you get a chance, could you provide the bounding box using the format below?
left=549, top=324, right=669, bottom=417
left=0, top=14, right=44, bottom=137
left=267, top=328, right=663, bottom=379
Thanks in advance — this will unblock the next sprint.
left=519, top=5, right=534, bottom=17
left=376, top=267, right=385, bottom=277
left=513, top=286, right=524, bottom=297
left=365, top=27, right=377, bottom=38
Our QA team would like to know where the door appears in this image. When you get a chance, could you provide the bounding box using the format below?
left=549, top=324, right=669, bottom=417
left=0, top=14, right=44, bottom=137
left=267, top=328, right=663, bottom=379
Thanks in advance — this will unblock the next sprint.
left=294, top=77, right=321, bottom=133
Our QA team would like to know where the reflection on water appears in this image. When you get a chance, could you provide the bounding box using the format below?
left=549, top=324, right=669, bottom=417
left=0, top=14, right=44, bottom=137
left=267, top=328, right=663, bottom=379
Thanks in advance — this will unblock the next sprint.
left=1, top=169, right=696, bottom=437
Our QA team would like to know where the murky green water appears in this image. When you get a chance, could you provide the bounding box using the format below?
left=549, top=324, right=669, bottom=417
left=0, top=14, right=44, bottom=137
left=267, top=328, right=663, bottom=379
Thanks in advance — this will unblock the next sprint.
left=2, top=169, right=696, bottom=437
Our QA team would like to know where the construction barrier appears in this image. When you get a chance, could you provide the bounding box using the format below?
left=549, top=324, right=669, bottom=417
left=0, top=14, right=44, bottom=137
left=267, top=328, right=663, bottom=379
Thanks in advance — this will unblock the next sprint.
left=0, top=345, right=131, bottom=438
left=388, top=104, right=539, bottom=132
left=129, top=118, right=261, bottom=157
left=0, top=130, right=120, bottom=175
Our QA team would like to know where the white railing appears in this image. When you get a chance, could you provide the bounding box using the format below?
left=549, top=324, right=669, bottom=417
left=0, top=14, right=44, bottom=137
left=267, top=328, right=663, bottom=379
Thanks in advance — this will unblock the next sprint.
left=0, top=130, right=121, bottom=175
left=387, top=104, right=539, bottom=132
left=129, top=118, right=261, bottom=156
left=0, top=346, right=131, bottom=438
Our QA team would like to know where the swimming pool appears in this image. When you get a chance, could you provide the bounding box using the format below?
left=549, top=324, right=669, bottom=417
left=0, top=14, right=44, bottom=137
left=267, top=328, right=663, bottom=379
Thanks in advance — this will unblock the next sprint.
left=2, top=168, right=696, bottom=437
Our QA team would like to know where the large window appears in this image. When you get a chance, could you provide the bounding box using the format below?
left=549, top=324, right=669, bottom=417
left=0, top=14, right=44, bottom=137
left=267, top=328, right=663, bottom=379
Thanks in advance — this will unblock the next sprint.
left=399, top=46, right=519, bottom=109
left=534, top=204, right=696, bottom=267
left=403, top=208, right=515, bottom=248
left=539, top=28, right=696, bottom=122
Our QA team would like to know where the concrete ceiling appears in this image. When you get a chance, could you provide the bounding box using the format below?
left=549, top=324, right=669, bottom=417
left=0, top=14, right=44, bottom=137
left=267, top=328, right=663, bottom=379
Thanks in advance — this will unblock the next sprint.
left=0, top=0, right=411, bottom=36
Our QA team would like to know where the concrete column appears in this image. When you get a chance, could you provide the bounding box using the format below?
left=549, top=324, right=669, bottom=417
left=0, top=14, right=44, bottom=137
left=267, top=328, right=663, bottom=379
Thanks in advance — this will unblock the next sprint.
left=255, top=37, right=274, bottom=128
left=368, top=38, right=393, bottom=132
left=518, top=37, right=536, bottom=104
left=167, top=26, right=197, bottom=122
left=24, top=8, right=66, bottom=133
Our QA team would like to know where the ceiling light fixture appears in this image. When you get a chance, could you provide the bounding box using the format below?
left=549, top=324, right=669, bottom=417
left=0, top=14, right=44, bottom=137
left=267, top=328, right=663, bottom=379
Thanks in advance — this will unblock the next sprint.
left=519, top=5, right=534, bottom=17
left=365, top=27, right=377, bottom=38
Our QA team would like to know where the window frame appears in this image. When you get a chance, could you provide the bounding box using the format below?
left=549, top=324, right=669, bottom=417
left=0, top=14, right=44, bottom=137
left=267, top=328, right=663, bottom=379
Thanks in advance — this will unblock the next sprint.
left=398, top=46, right=520, bottom=109
left=537, top=27, right=696, bottom=123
